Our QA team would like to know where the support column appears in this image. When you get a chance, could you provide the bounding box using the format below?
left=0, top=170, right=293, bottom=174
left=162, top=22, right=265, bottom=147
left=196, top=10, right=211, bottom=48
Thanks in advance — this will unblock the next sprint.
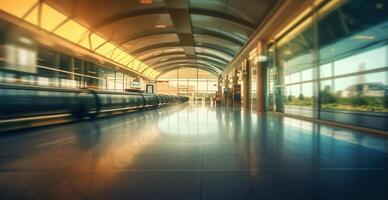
left=54, top=53, right=60, bottom=87
left=69, top=57, right=75, bottom=80
left=223, top=75, right=230, bottom=106
left=242, top=59, right=250, bottom=109
left=256, top=42, right=266, bottom=112
left=232, top=70, right=241, bottom=107
left=257, top=61, right=265, bottom=112
left=215, top=75, right=223, bottom=105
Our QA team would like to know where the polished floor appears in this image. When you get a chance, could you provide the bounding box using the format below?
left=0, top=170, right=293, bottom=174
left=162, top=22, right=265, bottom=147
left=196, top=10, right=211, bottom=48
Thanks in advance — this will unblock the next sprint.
left=0, top=103, right=387, bottom=200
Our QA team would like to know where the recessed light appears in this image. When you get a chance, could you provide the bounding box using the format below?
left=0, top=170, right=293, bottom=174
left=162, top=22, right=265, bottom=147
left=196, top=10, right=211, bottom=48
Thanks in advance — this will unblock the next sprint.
left=155, top=24, right=166, bottom=28
left=18, top=37, right=32, bottom=44
left=155, top=24, right=166, bottom=29
left=139, top=0, right=153, bottom=4
left=376, top=3, right=383, bottom=10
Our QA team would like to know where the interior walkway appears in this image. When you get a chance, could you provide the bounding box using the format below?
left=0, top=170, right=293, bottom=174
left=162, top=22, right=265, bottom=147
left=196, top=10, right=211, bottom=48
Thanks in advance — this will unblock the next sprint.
left=0, top=103, right=387, bottom=200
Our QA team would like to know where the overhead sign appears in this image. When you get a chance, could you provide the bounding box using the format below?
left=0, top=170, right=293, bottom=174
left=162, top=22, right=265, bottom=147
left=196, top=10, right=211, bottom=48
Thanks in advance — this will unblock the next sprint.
left=156, top=80, right=169, bottom=83
left=130, top=81, right=141, bottom=88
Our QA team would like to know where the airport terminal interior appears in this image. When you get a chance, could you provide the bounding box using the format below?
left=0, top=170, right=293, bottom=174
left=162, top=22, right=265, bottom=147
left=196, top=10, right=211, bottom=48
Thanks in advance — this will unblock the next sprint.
left=0, top=0, right=387, bottom=199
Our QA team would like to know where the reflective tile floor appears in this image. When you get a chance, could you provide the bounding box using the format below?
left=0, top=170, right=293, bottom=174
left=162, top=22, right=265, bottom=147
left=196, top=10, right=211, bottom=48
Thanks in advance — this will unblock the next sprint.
left=0, top=103, right=387, bottom=200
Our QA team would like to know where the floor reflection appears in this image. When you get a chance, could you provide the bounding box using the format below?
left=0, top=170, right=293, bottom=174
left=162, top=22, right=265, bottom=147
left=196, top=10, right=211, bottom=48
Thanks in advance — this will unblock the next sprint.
left=0, top=103, right=387, bottom=199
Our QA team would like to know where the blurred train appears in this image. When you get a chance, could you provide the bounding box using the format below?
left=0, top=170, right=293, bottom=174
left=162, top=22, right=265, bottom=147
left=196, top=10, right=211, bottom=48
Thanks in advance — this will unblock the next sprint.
left=0, top=83, right=189, bottom=131
left=0, top=83, right=189, bottom=120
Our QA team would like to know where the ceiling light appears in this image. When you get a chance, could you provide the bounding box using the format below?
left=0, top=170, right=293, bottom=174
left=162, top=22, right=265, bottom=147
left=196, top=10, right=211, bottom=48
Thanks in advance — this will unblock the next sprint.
left=18, top=37, right=33, bottom=45
left=155, top=24, right=166, bottom=29
left=139, top=0, right=153, bottom=4
left=256, top=55, right=268, bottom=63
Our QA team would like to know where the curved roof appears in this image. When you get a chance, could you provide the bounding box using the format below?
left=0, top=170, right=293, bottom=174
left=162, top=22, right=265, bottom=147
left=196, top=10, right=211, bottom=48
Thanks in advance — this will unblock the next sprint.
left=43, top=0, right=278, bottom=78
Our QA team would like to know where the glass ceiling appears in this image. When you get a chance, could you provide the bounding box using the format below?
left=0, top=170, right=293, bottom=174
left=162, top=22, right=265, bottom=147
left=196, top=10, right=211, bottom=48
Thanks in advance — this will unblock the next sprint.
left=1, top=0, right=279, bottom=79
left=0, top=0, right=159, bottom=79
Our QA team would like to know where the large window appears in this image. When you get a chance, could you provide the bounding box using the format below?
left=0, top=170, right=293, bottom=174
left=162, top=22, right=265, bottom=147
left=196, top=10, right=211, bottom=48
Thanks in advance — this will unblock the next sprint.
left=266, top=0, right=388, bottom=130
left=156, top=68, right=217, bottom=100
left=317, top=0, right=388, bottom=113
left=320, top=46, right=388, bottom=113
left=1, top=45, right=134, bottom=92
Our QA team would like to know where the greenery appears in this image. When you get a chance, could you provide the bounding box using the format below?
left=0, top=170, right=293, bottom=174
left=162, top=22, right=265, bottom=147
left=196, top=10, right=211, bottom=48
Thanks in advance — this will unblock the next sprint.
left=284, top=95, right=313, bottom=106
left=322, top=96, right=388, bottom=112
left=320, top=86, right=336, bottom=104
left=284, top=88, right=388, bottom=112
left=321, top=103, right=388, bottom=112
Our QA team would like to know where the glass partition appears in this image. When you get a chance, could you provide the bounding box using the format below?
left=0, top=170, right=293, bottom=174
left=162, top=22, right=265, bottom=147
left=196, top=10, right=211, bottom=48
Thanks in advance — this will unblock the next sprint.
left=266, top=0, right=388, bottom=130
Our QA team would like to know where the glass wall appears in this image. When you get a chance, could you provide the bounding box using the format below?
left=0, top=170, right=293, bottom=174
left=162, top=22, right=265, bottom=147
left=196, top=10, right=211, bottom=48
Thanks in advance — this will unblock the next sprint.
left=1, top=45, right=135, bottom=92
left=156, top=68, right=217, bottom=101
left=276, top=13, right=317, bottom=117
left=266, top=0, right=388, bottom=131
